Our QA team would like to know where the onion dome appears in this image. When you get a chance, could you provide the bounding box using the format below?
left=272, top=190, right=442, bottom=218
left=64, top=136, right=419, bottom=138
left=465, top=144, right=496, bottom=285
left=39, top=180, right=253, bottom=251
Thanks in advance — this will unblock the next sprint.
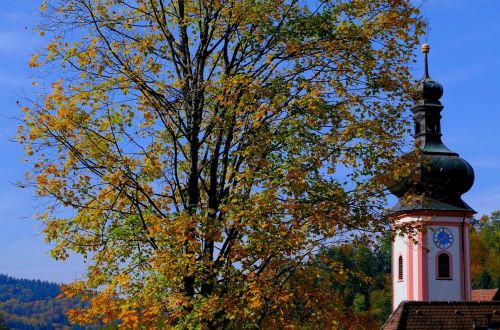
left=389, top=44, right=475, bottom=212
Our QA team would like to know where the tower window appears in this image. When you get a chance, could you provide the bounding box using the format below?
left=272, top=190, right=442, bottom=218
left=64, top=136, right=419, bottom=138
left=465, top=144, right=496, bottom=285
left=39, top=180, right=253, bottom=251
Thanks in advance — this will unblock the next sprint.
left=437, top=252, right=452, bottom=279
left=398, top=256, right=403, bottom=281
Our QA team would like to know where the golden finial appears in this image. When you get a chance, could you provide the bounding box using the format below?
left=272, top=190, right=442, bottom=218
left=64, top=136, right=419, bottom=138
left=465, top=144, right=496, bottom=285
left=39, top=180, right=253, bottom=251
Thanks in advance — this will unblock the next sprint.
left=421, top=44, right=430, bottom=78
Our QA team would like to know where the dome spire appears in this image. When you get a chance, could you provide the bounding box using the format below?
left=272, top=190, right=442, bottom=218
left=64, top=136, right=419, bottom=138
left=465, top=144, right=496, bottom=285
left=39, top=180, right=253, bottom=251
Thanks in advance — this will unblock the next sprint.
left=388, top=44, right=475, bottom=212
left=414, top=44, right=446, bottom=148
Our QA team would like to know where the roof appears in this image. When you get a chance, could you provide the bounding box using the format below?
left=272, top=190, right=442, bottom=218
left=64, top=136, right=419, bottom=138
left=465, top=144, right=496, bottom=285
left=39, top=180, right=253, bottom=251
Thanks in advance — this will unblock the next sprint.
left=391, top=195, right=475, bottom=213
left=472, top=289, right=500, bottom=302
left=381, top=301, right=500, bottom=330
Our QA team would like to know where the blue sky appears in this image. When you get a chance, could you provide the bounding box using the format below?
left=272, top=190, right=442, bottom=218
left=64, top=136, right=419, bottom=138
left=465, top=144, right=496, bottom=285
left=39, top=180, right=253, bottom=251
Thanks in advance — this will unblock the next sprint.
left=0, top=1, right=499, bottom=283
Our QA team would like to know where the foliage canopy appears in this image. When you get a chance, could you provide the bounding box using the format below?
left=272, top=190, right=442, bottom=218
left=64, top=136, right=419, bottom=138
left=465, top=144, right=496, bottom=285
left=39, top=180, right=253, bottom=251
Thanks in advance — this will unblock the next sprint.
left=20, top=0, right=423, bottom=327
left=471, top=211, right=500, bottom=290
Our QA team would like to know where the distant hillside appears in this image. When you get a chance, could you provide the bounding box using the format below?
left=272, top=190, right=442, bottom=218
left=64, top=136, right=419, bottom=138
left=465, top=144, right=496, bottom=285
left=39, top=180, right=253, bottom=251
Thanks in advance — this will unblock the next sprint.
left=0, top=274, right=84, bottom=330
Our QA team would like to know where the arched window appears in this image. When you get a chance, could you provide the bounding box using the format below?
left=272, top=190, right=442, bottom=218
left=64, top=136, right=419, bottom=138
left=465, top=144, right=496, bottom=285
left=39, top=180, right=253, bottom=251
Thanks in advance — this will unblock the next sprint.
left=398, top=256, right=403, bottom=281
left=437, top=252, right=452, bottom=279
left=415, top=121, right=421, bottom=134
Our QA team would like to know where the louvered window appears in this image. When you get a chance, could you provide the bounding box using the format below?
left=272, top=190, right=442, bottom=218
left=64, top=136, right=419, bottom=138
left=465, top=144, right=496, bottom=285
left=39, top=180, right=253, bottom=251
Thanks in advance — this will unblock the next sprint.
left=398, top=256, right=403, bottom=281
left=437, top=253, right=451, bottom=278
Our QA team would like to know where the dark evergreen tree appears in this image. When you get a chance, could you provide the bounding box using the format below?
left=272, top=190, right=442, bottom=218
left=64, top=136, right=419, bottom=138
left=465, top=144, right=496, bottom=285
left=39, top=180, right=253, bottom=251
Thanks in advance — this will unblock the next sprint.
left=473, top=270, right=493, bottom=289
left=0, top=312, right=8, bottom=330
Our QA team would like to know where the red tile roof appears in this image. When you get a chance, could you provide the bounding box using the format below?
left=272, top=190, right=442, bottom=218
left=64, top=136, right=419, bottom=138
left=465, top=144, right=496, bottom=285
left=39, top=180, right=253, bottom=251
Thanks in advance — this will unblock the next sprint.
left=472, top=289, right=500, bottom=301
left=381, top=301, right=500, bottom=330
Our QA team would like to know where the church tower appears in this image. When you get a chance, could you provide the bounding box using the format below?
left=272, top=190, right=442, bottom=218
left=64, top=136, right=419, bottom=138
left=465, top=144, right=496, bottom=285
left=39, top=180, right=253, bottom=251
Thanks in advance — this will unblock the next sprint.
left=388, top=44, right=475, bottom=310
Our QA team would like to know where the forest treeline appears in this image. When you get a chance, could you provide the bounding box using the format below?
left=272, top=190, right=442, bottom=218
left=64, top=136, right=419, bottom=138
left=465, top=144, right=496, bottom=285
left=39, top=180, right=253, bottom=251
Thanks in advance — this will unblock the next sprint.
left=0, top=274, right=86, bottom=330
left=0, top=211, right=497, bottom=329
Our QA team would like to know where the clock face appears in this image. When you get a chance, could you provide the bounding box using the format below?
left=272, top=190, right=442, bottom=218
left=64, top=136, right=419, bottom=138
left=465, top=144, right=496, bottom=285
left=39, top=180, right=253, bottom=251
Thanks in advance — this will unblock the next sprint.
left=433, top=227, right=453, bottom=249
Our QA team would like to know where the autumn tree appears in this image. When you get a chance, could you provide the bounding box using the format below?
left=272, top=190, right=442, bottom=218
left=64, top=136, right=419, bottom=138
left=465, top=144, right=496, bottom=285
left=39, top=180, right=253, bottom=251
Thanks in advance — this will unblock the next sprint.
left=470, top=210, right=500, bottom=289
left=20, top=0, right=424, bottom=327
left=318, top=235, right=392, bottom=328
